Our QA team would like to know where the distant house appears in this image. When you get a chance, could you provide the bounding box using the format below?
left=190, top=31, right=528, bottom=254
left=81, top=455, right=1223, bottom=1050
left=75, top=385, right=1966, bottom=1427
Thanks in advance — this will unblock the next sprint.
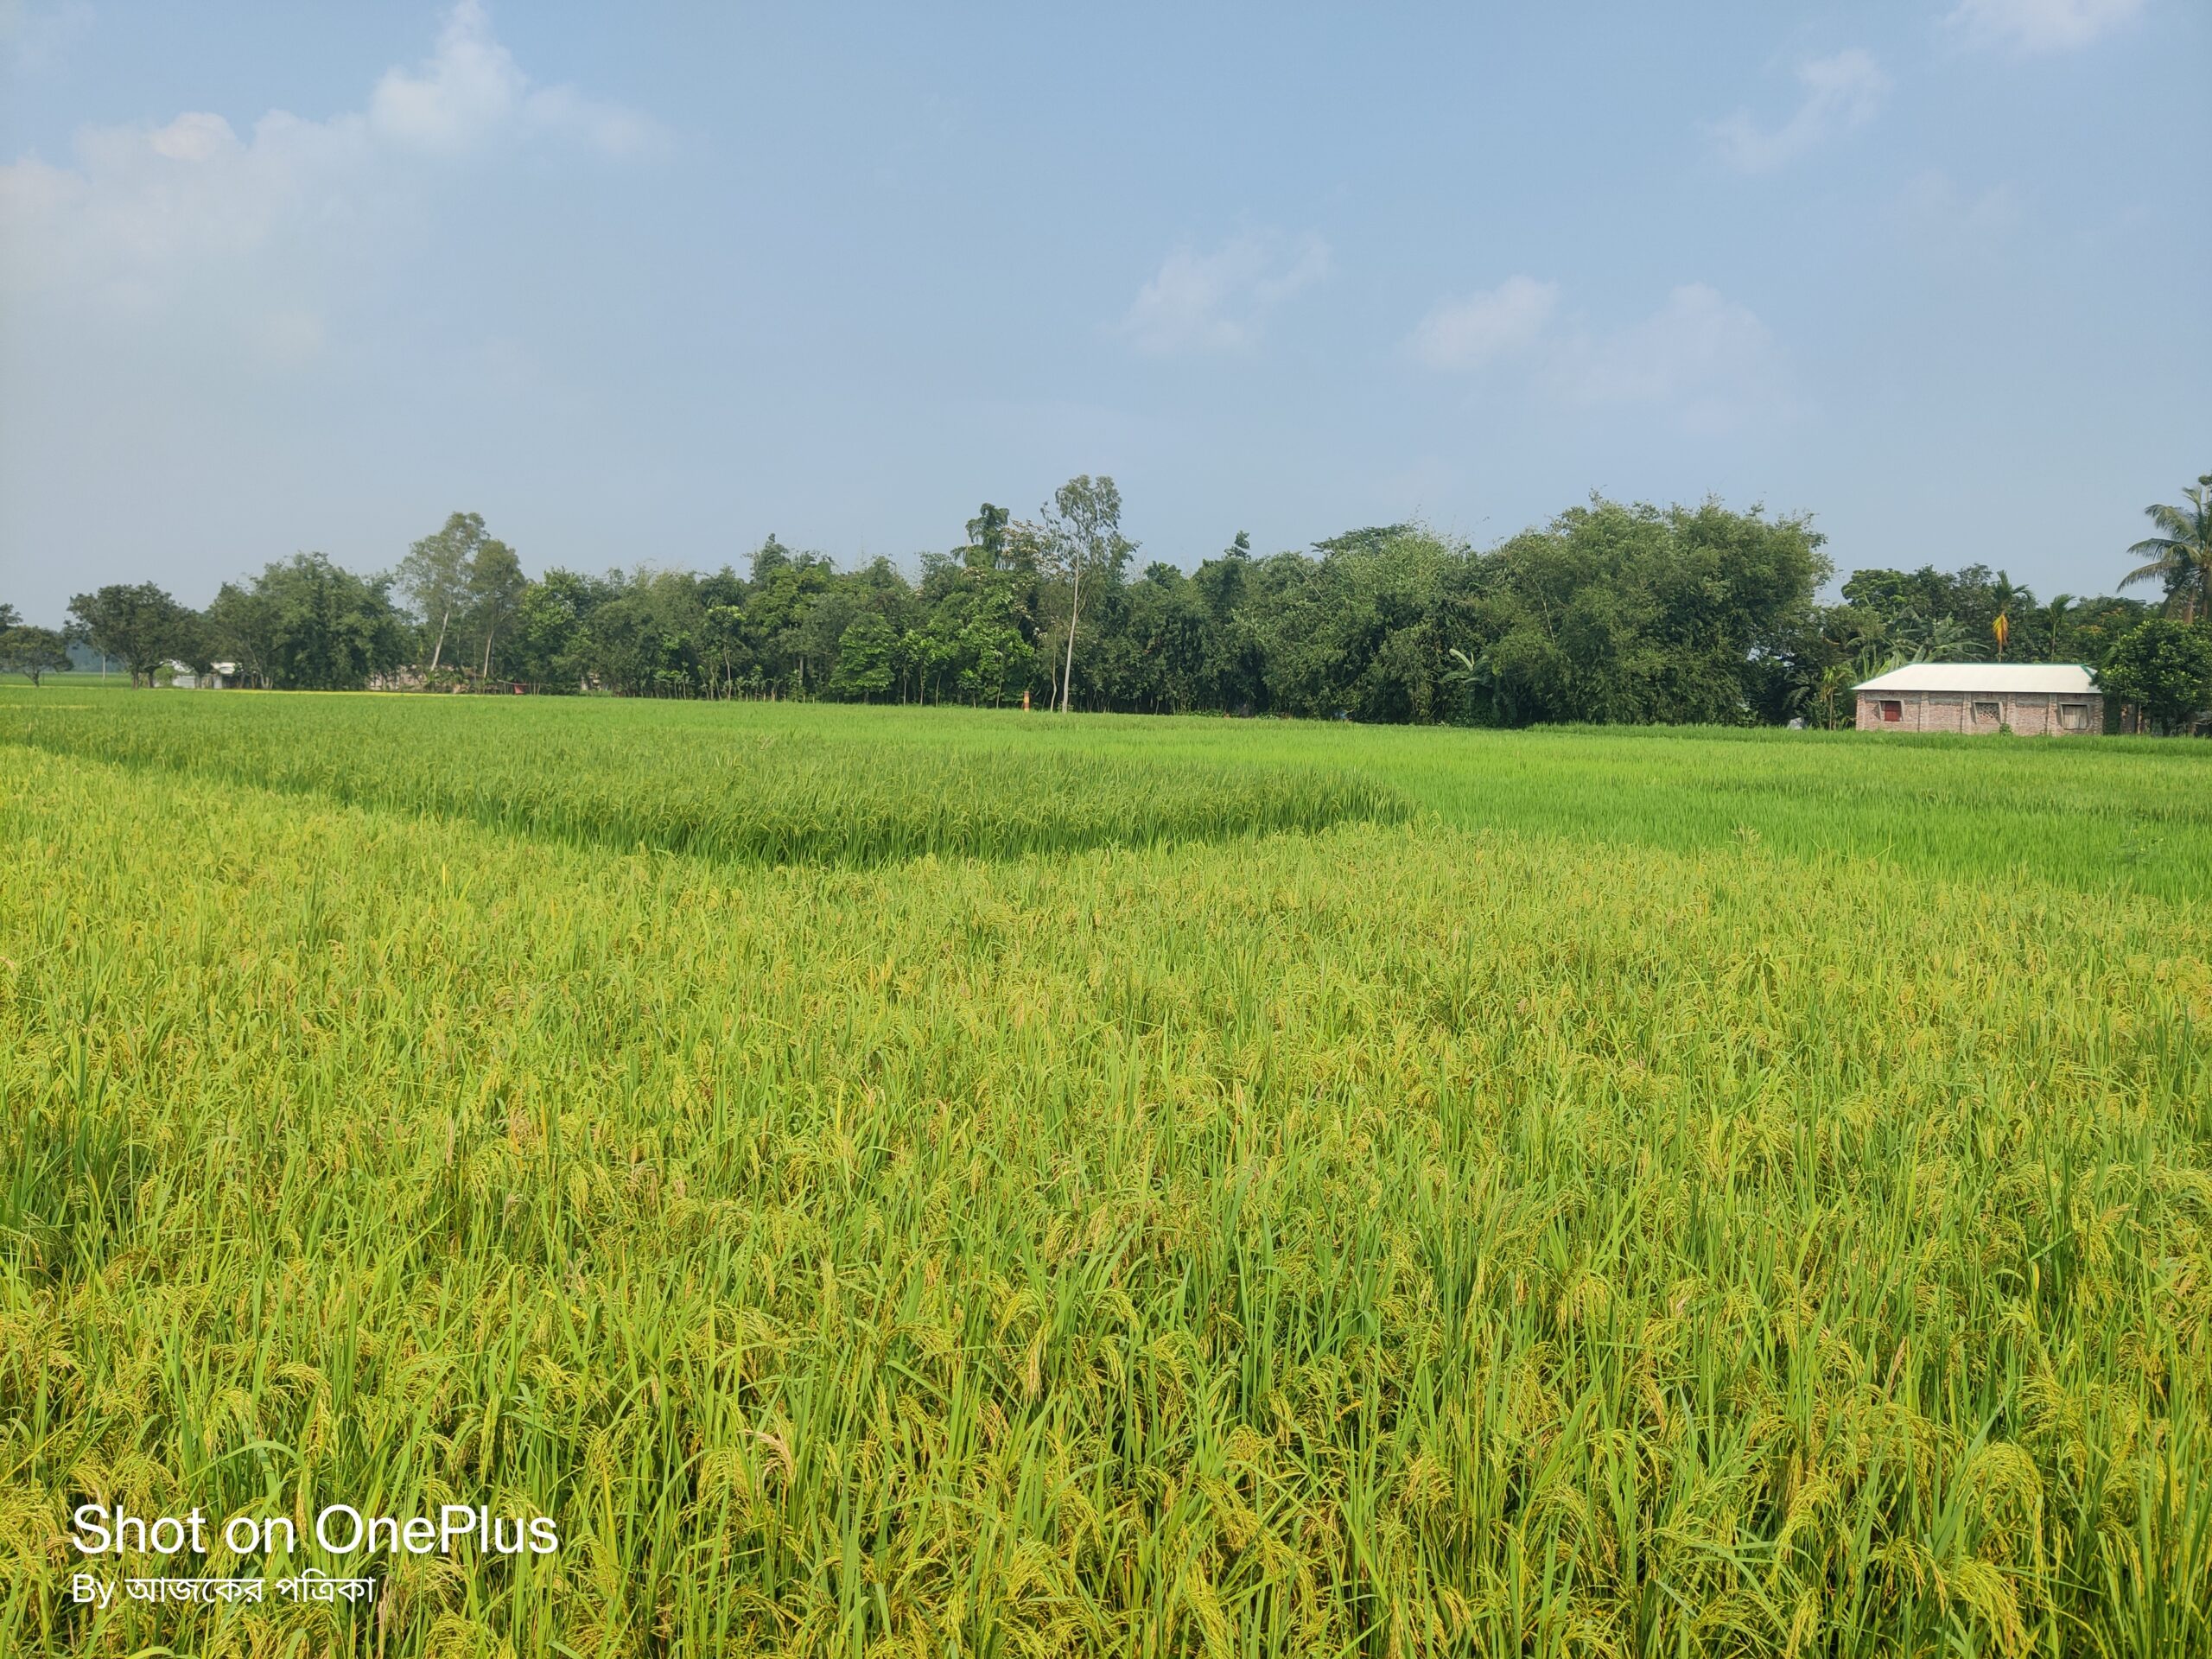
left=1853, top=663, right=2101, bottom=735
left=160, top=659, right=244, bottom=690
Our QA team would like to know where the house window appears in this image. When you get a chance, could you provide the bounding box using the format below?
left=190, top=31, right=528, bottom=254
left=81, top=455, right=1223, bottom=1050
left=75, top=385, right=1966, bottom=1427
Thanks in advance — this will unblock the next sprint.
left=2058, top=702, right=2090, bottom=732
left=1879, top=700, right=1902, bottom=722
left=1972, top=701, right=2001, bottom=723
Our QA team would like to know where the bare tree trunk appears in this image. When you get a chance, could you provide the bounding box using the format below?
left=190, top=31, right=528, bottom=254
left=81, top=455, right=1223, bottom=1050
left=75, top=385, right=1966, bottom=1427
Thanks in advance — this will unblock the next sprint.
left=428, top=607, right=450, bottom=675
left=480, top=624, right=495, bottom=681
left=1059, top=569, right=1080, bottom=713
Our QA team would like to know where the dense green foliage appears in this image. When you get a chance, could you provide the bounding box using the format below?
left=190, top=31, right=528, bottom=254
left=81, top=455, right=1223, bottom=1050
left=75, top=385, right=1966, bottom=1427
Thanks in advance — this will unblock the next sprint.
left=203, top=553, right=413, bottom=692
left=11, top=493, right=1832, bottom=722
left=0, top=625, right=70, bottom=687
left=2099, top=619, right=2212, bottom=735
left=61, top=582, right=201, bottom=687
left=1830, top=566, right=2149, bottom=673
left=1455, top=501, right=1830, bottom=726
left=29, top=472, right=2212, bottom=729
left=39, top=483, right=2209, bottom=728
left=2, top=693, right=2207, bottom=1658
left=451, top=497, right=1839, bottom=725
left=2120, top=474, right=2212, bottom=626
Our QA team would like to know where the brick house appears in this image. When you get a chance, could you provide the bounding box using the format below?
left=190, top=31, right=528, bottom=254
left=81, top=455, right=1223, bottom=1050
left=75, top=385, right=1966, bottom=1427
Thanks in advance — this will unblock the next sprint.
left=1853, top=663, right=2101, bottom=735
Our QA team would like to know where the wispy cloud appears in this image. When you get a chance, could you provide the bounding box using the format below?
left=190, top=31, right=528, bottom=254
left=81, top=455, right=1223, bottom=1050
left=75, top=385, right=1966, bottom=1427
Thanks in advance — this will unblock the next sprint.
left=0, top=1, right=664, bottom=325
left=369, top=2, right=661, bottom=156
left=1, top=0, right=92, bottom=72
left=1707, top=49, right=1888, bottom=174
left=1544, top=284, right=1789, bottom=431
left=1944, top=0, right=2144, bottom=54
left=1120, top=232, right=1332, bottom=356
left=1898, top=170, right=2024, bottom=263
left=1408, top=276, right=1560, bottom=372
left=1409, top=279, right=1791, bottom=432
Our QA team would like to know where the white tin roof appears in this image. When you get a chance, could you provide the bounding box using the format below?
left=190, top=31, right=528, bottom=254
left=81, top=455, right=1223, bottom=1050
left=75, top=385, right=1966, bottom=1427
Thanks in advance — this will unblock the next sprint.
left=1853, top=662, right=2097, bottom=695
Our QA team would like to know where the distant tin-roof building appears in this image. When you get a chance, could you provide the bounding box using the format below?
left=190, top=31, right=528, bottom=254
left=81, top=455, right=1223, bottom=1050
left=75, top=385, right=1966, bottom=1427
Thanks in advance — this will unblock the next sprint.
left=158, top=659, right=244, bottom=690
left=1853, top=663, right=2101, bottom=735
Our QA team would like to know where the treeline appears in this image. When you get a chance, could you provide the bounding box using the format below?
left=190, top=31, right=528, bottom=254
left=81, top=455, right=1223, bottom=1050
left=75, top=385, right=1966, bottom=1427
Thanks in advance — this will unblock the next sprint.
left=28, top=473, right=2202, bottom=728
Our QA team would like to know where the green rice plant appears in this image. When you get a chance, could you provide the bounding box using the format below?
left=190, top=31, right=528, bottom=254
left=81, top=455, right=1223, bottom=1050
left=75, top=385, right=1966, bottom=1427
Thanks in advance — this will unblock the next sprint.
left=0, top=694, right=1408, bottom=867
left=9, top=690, right=2208, bottom=899
left=0, top=702, right=2207, bottom=1656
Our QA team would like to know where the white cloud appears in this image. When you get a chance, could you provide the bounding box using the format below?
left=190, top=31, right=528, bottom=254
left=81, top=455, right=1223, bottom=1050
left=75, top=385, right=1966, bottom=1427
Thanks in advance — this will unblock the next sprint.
left=1120, top=232, right=1332, bottom=355
left=1898, top=170, right=2024, bottom=261
left=1545, top=284, right=1787, bottom=429
left=523, top=85, right=664, bottom=159
left=1707, top=49, right=1888, bottom=174
left=367, top=2, right=659, bottom=157
left=1408, top=276, right=1560, bottom=371
left=0, top=107, right=377, bottom=311
left=366, top=0, right=530, bottom=152
left=2, top=0, right=92, bottom=72
left=0, top=2, right=662, bottom=315
left=1944, top=0, right=2143, bottom=53
left=1410, top=279, right=1790, bottom=431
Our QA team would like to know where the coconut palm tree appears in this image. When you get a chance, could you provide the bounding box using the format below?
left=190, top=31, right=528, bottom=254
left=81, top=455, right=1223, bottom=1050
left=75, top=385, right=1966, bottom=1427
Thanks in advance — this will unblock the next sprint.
left=1893, top=612, right=1982, bottom=663
left=2122, top=474, right=2212, bottom=625
left=1813, top=661, right=1856, bottom=729
left=2039, top=594, right=2075, bottom=659
left=1989, top=569, right=2026, bottom=660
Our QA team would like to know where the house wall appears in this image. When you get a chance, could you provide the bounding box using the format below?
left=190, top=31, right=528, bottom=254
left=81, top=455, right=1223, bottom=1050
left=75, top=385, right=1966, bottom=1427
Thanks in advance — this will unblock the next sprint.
left=1855, top=690, right=2097, bottom=734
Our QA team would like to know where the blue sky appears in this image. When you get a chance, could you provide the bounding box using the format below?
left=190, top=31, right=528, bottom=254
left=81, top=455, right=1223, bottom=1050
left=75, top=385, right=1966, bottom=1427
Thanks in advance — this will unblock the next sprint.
left=2, top=0, right=2205, bottom=625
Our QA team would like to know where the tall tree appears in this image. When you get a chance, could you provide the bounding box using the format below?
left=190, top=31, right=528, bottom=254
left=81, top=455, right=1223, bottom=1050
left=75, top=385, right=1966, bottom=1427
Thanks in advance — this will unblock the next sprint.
left=205, top=554, right=408, bottom=690
left=1459, top=500, right=1828, bottom=727
left=1811, top=661, right=1856, bottom=730
left=510, top=568, right=611, bottom=691
left=1041, top=474, right=1135, bottom=712
left=0, top=625, right=71, bottom=686
left=2099, top=619, right=2212, bottom=734
left=830, top=612, right=896, bottom=700
left=745, top=539, right=834, bottom=696
left=201, top=577, right=278, bottom=688
left=2062, top=594, right=2151, bottom=670
left=397, top=512, right=493, bottom=675
left=467, top=537, right=528, bottom=680
left=65, top=583, right=197, bottom=687
left=962, top=504, right=1011, bottom=571
left=2121, top=474, right=2212, bottom=625
left=1989, top=569, right=2024, bottom=660
left=2038, top=594, right=2075, bottom=660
